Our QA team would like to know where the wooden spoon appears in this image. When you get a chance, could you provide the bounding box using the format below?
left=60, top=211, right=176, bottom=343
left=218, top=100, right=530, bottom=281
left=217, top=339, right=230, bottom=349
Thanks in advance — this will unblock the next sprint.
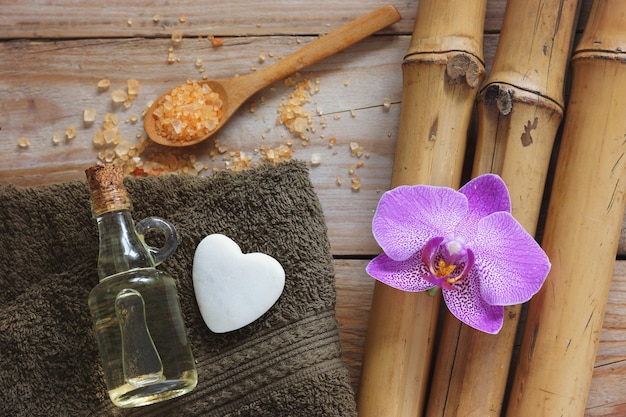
left=144, top=5, right=401, bottom=147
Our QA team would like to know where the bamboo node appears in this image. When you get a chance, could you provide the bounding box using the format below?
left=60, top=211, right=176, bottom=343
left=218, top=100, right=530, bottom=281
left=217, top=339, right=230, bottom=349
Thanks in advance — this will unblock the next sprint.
left=483, top=84, right=513, bottom=115
left=446, top=53, right=482, bottom=88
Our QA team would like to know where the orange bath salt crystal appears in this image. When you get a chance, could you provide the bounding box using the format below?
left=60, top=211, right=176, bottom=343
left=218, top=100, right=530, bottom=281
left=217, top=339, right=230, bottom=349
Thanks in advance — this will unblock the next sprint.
left=276, top=83, right=312, bottom=139
left=83, top=107, right=97, bottom=124
left=349, top=141, right=364, bottom=157
left=104, top=112, right=119, bottom=125
left=111, top=89, right=128, bottom=104
left=350, top=174, right=362, bottom=191
left=65, top=124, right=77, bottom=140
left=151, top=81, right=223, bottom=143
left=52, top=132, right=62, bottom=145
left=127, top=79, right=140, bottom=97
left=17, top=137, right=30, bottom=148
left=310, top=153, right=321, bottom=166
left=92, top=130, right=105, bottom=146
left=171, top=30, right=183, bottom=45
left=114, top=140, right=131, bottom=157
left=97, top=79, right=111, bottom=90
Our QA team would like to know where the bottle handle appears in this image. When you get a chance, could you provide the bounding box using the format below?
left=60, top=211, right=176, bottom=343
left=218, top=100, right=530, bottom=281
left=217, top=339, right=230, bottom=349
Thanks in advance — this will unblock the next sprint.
left=135, top=216, right=178, bottom=265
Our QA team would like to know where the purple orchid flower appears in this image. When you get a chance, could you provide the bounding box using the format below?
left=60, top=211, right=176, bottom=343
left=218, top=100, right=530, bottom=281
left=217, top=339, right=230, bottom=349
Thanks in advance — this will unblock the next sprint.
left=366, top=174, right=550, bottom=334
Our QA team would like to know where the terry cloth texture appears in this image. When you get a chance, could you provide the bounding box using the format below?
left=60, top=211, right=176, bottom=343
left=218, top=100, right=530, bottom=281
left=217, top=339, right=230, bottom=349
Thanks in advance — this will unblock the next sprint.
left=0, top=161, right=357, bottom=417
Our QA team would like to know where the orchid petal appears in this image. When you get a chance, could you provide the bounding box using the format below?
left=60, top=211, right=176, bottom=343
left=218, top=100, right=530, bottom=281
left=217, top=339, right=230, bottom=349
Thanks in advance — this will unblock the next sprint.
left=366, top=252, right=434, bottom=292
left=372, top=185, right=468, bottom=261
left=442, top=269, right=504, bottom=334
left=473, top=211, right=551, bottom=306
left=456, top=174, right=511, bottom=240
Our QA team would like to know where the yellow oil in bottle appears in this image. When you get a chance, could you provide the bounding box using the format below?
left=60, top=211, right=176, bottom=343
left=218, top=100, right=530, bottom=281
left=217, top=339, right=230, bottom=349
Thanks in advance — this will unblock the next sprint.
left=89, top=268, right=197, bottom=408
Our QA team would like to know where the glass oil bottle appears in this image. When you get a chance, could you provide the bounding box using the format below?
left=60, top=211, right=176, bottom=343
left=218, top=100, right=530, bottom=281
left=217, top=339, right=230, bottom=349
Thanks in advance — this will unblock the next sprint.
left=85, top=164, right=197, bottom=408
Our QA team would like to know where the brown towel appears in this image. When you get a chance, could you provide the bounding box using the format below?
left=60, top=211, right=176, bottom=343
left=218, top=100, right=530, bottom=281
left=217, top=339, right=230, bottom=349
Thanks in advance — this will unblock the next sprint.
left=0, top=161, right=357, bottom=417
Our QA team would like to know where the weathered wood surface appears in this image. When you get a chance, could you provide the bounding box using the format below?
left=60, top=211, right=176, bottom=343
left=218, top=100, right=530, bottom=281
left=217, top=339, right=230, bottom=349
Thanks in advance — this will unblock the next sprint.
left=0, top=0, right=506, bottom=39
left=1, top=0, right=624, bottom=415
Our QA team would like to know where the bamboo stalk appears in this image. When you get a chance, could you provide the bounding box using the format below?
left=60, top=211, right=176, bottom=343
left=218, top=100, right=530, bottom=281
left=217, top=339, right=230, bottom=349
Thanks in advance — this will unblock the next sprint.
left=425, top=1, right=580, bottom=416
left=358, top=1, right=486, bottom=416
left=506, top=1, right=626, bottom=415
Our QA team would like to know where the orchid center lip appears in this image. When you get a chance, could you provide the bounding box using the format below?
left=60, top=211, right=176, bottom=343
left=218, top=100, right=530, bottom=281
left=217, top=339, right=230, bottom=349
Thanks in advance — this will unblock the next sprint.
left=422, top=236, right=474, bottom=290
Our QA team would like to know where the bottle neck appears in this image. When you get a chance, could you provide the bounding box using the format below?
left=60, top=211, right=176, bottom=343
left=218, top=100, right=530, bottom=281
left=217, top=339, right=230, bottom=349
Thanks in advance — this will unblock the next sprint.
left=90, top=185, right=131, bottom=217
left=96, top=209, right=156, bottom=280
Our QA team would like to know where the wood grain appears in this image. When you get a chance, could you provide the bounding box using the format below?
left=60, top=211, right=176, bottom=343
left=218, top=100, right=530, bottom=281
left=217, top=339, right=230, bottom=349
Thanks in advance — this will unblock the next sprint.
left=0, top=0, right=507, bottom=39
left=587, top=261, right=626, bottom=417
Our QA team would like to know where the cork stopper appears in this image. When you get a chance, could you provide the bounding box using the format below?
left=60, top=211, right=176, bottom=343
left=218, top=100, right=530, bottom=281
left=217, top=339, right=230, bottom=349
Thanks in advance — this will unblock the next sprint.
left=85, top=163, right=131, bottom=216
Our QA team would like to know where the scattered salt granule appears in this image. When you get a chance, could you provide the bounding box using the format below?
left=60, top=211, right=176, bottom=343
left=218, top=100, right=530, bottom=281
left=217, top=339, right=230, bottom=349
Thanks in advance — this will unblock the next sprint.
left=350, top=174, right=362, bottom=191
left=83, top=107, right=97, bottom=124
left=171, top=30, right=183, bottom=45
left=92, top=130, right=105, bottom=146
left=127, top=79, right=140, bottom=97
left=65, top=124, right=77, bottom=140
left=111, top=89, right=129, bottom=104
left=17, top=137, right=30, bottom=148
left=349, top=141, right=364, bottom=157
left=310, top=153, right=321, bottom=166
left=114, top=140, right=131, bottom=158
left=383, top=97, right=392, bottom=111
left=97, top=79, right=111, bottom=90
left=52, top=132, right=62, bottom=145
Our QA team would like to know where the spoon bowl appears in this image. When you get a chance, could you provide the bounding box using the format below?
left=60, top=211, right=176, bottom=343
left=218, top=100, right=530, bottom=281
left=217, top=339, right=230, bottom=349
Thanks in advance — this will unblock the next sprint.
left=144, top=79, right=232, bottom=147
left=144, top=5, right=401, bottom=147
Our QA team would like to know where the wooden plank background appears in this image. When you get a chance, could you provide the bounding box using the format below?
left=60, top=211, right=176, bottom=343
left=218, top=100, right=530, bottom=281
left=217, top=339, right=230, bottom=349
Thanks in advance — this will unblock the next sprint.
left=1, top=0, right=625, bottom=415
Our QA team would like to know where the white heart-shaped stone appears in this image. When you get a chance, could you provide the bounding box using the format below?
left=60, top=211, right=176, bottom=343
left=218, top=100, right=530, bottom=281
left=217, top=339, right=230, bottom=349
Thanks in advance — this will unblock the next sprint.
left=192, top=234, right=285, bottom=333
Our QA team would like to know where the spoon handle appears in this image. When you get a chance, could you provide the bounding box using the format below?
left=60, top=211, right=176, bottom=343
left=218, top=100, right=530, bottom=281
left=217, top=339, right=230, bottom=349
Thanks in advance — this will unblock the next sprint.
left=249, top=5, right=401, bottom=89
